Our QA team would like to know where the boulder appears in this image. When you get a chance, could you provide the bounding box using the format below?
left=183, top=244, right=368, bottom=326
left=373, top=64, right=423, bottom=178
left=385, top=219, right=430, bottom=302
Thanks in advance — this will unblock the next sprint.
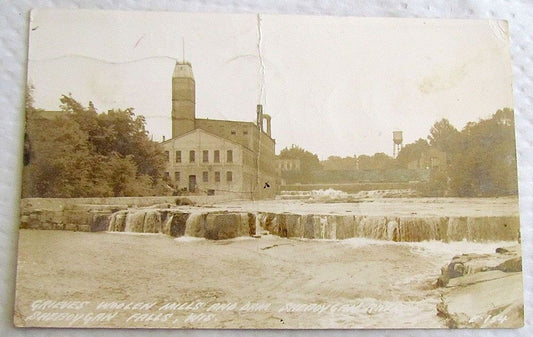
left=435, top=246, right=523, bottom=327
left=90, top=211, right=111, bottom=232
left=176, top=198, right=194, bottom=206
left=169, top=212, right=189, bottom=237
left=496, top=257, right=522, bottom=273
left=204, top=213, right=237, bottom=240
left=283, top=213, right=303, bottom=238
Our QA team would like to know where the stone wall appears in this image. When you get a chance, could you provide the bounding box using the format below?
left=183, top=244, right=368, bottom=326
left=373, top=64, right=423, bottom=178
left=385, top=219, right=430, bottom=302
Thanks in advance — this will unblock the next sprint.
left=20, top=197, right=521, bottom=243
left=106, top=208, right=520, bottom=243
left=19, top=195, right=238, bottom=232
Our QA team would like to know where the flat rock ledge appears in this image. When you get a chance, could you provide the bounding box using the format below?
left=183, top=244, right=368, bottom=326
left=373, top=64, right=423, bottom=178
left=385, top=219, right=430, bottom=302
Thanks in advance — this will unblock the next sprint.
left=20, top=202, right=521, bottom=242
left=436, top=245, right=523, bottom=328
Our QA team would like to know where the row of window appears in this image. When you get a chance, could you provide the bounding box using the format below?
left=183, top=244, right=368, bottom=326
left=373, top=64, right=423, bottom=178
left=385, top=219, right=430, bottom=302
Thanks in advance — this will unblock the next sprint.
left=166, top=171, right=233, bottom=182
left=165, top=150, right=233, bottom=163
left=230, top=130, right=248, bottom=135
left=278, top=162, right=299, bottom=170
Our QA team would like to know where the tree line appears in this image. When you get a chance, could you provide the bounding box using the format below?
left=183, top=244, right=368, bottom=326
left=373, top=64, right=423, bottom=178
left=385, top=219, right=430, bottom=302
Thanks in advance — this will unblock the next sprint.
left=23, top=88, right=517, bottom=199
left=278, top=108, right=518, bottom=197
left=22, top=90, right=167, bottom=198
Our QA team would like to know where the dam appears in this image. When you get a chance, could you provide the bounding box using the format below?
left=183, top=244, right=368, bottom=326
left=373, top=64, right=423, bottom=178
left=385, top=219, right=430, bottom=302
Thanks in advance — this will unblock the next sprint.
left=21, top=195, right=520, bottom=243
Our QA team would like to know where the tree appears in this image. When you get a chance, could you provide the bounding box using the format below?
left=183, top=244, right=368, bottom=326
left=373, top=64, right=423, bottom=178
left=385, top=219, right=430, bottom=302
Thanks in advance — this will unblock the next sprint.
left=278, top=145, right=321, bottom=171
left=448, top=108, right=517, bottom=197
left=357, top=153, right=397, bottom=170
left=59, top=95, right=165, bottom=184
left=321, top=155, right=357, bottom=170
left=23, top=114, right=102, bottom=197
left=427, top=118, right=460, bottom=155
left=396, top=138, right=430, bottom=168
left=278, top=145, right=321, bottom=183
left=22, top=94, right=166, bottom=197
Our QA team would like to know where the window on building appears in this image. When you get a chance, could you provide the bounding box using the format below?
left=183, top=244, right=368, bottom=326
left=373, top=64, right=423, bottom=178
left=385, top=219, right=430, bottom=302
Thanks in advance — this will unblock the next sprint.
left=164, top=151, right=169, bottom=161
left=203, top=150, right=209, bottom=163
left=203, top=171, right=208, bottom=182
left=189, top=150, right=195, bottom=163
left=243, top=131, right=248, bottom=135
left=175, top=151, right=181, bottom=163
left=214, top=150, right=220, bottom=163
left=227, top=150, right=233, bottom=163
left=231, top=130, right=236, bottom=135
left=226, top=171, right=233, bottom=182
left=174, top=172, right=180, bottom=182
left=215, top=171, right=220, bottom=182
left=164, top=172, right=170, bottom=180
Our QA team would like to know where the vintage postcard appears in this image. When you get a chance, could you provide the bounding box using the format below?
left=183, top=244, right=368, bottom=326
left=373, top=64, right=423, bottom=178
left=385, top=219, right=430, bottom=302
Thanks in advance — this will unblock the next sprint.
left=15, top=9, right=522, bottom=329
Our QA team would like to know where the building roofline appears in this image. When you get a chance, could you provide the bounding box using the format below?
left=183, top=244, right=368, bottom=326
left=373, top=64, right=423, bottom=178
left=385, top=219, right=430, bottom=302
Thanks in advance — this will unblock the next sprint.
left=195, top=118, right=254, bottom=125
left=161, top=127, right=250, bottom=151
left=195, top=118, right=275, bottom=141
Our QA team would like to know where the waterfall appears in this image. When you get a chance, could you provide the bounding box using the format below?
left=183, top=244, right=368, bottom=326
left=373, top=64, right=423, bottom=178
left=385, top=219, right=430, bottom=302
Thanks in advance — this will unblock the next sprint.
left=184, top=213, right=205, bottom=237
left=108, top=210, right=127, bottom=232
left=124, top=212, right=146, bottom=233
left=255, top=213, right=267, bottom=236
left=162, top=214, right=173, bottom=236
left=143, top=210, right=162, bottom=233
left=106, top=208, right=520, bottom=242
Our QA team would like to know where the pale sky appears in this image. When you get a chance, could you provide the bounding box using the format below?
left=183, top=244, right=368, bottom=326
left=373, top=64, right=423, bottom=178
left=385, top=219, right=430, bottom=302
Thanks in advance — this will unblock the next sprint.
left=28, top=9, right=514, bottom=159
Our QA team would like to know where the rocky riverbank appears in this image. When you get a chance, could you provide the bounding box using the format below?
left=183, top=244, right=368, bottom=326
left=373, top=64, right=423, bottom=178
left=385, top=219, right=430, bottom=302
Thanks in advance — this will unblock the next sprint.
left=436, top=245, right=523, bottom=327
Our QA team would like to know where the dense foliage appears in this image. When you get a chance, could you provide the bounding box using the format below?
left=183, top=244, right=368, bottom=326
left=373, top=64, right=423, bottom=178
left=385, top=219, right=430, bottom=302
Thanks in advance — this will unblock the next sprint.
left=446, top=108, right=518, bottom=197
left=22, top=92, right=166, bottom=197
left=278, top=144, right=322, bottom=181
left=278, top=108, right=518, bottom=197
left=399, top=110, right=518, bottom=197
left=356, top=153, right=398, bottom=171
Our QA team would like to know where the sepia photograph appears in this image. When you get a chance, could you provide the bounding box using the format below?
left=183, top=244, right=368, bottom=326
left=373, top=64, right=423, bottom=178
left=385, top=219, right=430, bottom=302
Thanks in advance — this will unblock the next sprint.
left=14, top=9, right=523, bottom=329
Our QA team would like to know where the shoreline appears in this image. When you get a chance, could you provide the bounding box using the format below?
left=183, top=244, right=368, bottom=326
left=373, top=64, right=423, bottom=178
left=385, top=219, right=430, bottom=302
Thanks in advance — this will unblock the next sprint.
left=14, top=229, right=521, bottom=328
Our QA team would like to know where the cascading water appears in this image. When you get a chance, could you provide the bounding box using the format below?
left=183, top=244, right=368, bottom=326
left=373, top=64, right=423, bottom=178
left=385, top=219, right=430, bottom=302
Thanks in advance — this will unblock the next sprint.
left=255, top=213, right=268, bottom=236
left=108, top=210, right=127, bottom=232
left=124, top=212, right=145, bottom=232
left=162, top=214, right=173, bottom=235
left=107, top=208, right=520, bottom=243
left=143, top=210, right=161, bottom=233
left=184, top=213, right=205, bottom=237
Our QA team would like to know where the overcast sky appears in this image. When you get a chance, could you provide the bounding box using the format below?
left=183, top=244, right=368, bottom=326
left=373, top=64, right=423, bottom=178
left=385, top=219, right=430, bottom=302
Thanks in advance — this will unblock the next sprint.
left=27, top=9, right=514, bottom=159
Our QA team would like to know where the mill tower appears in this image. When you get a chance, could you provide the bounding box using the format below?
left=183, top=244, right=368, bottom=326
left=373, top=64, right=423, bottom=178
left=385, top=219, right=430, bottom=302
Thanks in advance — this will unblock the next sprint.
left=171, top=61, right=196, bottom=138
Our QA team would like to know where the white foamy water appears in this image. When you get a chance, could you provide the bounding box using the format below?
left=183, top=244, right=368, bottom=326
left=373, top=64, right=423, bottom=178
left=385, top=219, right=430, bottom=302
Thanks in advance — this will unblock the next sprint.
left=407, top=240, right=517, bottom=257
left=278, top=188, right=417, bottom=202
left=173, top=236, right=206, bottom=242
left=310, top=188, right=349, bottom=200
left=340, top=237, right=516, bottom=257
left=105, top=231, right=166, bottom=237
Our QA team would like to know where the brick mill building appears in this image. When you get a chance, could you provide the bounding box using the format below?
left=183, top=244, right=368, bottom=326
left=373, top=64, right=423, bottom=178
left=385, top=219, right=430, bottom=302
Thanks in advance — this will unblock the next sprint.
left=161, top=61, right=278, bottom=198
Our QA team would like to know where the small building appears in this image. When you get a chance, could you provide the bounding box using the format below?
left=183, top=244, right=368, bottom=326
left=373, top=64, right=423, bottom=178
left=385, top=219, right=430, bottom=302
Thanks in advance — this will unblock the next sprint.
left=408, top=148, right=447, bottom=170
left=161, top=61, right=278, bottom=198
left=275, top=158, right=301, bottom=175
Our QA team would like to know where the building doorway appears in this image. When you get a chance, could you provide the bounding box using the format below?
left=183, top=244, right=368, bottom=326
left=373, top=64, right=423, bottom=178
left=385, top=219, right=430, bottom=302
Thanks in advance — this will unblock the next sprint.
left=188, top=175, right=196, bottom=192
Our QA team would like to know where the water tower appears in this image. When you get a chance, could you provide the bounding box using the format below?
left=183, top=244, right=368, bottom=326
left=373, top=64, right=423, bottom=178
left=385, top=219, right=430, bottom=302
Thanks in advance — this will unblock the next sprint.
left=393, top=131, right=403, bottom=158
